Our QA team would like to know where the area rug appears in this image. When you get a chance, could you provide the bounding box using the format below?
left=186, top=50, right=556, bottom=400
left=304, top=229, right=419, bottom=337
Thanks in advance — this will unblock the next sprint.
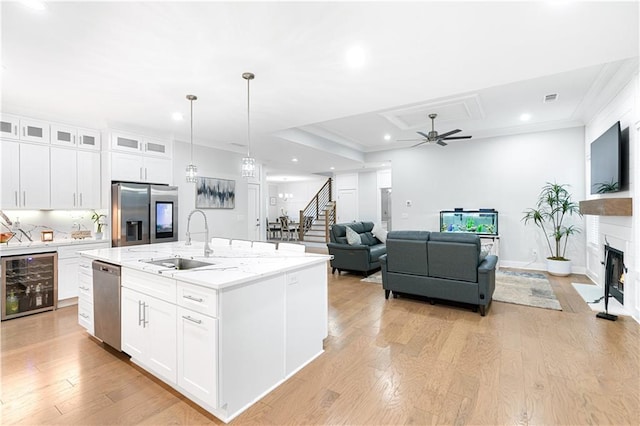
left=494, top=270, right=561, bottom=311
left=361, top=271, right=382, bottom=284
left=571, top=283, right=629, bottom=316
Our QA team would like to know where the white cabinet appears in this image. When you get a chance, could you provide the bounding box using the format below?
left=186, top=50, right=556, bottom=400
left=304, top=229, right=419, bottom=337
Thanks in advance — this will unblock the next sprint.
left=50, top=147, right=100, bottom=209
left=50, top=124, right=101, bottom=151
left=77, top=257, right=94, bottom=334
left=61, top=243, right=109, bottom=302
left=177, top=306, right=218, bottom=408
left=0, top=114, right=20, bottom=140
left=19, top=118, right=50, bottom=144
left=143, top=137, right=172, bottom=158
left=110, top=151, right=172, bottom=185
left=0, top=141, right=50, bottom=209
left=121, top=269, right=177, bottom=384
left=111, top=131, right=143, bottom=153
left=122, top=287, right=177, bottom=384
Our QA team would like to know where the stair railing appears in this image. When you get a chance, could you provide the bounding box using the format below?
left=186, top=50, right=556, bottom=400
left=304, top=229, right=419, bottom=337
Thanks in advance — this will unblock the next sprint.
left=298, top=178, right=333, bottom=241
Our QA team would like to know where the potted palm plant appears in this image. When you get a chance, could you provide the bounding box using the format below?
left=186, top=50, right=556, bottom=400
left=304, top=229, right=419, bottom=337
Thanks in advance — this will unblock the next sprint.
left=522, top=182, right=582, bottom=276
left=91, top=211, right=107, bottom=240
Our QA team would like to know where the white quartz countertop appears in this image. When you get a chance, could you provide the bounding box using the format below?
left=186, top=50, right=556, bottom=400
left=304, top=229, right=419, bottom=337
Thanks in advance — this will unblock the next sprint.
left=0, top=238, right=109, bottom=256
left=79, top=241, right=331, bottom=290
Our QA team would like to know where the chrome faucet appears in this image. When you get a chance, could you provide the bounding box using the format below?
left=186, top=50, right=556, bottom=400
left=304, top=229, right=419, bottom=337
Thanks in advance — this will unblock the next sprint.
left=185, top=209, right=213, bottom=257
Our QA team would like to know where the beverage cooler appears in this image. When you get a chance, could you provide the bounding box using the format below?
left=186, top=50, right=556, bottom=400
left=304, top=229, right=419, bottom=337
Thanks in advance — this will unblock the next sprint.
left=1, top=252, right=58, bottom=320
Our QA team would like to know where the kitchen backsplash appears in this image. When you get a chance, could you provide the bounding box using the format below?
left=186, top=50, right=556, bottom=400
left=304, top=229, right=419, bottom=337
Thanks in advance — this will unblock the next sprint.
left=0, top=210, right=108, bottom=242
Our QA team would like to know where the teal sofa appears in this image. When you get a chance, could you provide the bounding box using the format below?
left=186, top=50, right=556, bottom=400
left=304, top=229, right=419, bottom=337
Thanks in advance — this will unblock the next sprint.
left=327, top=221, right=386, bottom=276
left=380, top=231, right=497, bottom=316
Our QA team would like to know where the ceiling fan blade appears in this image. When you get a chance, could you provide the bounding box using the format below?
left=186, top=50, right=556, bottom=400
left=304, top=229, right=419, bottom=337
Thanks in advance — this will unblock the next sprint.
left=411, top=140, right=429, bottom=148
left=437, top=129, right=461, bottom=138
left=397, top=138, right=424, bottom=142
left=416, top=131, right=430, bottom=139
left=436, top=139, right=448, bottom=146
left=442, top=135, right=472, bottom=140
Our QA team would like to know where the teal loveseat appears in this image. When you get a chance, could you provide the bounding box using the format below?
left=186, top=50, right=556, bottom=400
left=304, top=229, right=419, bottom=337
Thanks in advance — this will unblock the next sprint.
left=380, top=231, right=497, bottom=316
left=327, top=221, right=386, bottom=276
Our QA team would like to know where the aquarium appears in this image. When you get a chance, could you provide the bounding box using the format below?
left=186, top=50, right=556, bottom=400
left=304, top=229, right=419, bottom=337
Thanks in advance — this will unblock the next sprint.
left=440, top=209, right=498, bottom=235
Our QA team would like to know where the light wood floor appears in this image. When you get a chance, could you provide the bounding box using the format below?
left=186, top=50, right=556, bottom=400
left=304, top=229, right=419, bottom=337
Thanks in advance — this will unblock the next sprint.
left=1, top=259, right=639, bottom=425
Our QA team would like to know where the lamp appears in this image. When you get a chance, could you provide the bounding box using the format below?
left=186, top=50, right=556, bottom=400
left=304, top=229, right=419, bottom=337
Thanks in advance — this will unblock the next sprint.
left=278, top=193, right=293, bottom=201
left=242, top=72, right=256, bottom=178
left=185, top=94, right=198, bottom=183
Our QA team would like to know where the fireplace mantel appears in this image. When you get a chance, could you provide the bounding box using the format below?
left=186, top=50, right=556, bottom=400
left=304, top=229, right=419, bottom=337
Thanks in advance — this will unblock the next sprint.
left=579, top=197, right=633, bottom=216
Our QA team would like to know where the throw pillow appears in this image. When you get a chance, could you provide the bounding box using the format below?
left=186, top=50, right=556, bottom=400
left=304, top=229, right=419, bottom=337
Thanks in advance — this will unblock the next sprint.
left=345, top=226, right=362, bottom=245
left=372, top=223, right=388, bottom=244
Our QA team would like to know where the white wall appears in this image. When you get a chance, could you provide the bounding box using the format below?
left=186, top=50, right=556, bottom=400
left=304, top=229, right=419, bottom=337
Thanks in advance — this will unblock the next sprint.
left=173, top=140, right=250, bottom=241
left=271, top=177, right=328, bottom=219
left=357, top=171, right=378, bottom=222
left=584, top=72, right=638, bottom=321
left=367, top=126, right=586, bottom=271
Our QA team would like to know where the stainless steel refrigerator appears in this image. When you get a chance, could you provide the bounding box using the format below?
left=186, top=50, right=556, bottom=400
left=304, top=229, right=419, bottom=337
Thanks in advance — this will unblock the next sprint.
left=111, top=182, right=179, bottom=246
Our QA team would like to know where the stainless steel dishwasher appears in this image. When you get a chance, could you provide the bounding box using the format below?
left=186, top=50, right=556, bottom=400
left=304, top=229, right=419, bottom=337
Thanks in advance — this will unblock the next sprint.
left=92, top=260, right=121, bottom=351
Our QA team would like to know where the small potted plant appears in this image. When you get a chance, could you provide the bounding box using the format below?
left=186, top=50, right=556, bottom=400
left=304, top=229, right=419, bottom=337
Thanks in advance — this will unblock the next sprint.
left=522, top=182, right=582, bottom=276
left=91, top=211, right=107, bottom=240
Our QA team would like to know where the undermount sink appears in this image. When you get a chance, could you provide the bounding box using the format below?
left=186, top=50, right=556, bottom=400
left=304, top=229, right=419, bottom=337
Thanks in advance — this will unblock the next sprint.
left=144, top=257, right=212, bottom=270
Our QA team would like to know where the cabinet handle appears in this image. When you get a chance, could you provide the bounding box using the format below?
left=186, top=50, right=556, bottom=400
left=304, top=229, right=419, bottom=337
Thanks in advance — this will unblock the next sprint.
left=73, top=193, right=76, bottom=207
left=73, top=135, right=76, bottom=145
left=140, top=167, right=143, bottom=180
left=80, top=313, right=89, bottom=319
left=144, top=303, right=149, bottom=327
left=14, top=124, right=17, bottom=136
left=79, top=264, right=90, bottom=269
left=183, top=294, right=204, bottom=303
left=138, top=300, right=143, bottom=326
left=22, top=126, right=25, bottom=136
left=79, top=193, right=83, bottom=206
left=182, top=315, right=202, bottom=324
left=144, top=168, right=147, bottom=180
left=14, top=191, right=18, bottom=207
left=23, top=191, right=26, bottom=206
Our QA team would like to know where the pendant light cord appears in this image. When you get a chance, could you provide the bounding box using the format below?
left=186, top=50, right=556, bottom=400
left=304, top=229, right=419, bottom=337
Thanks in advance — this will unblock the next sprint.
left=190, top=97, right=194, bottom=162
left=246, top=76, right=251, bottom=157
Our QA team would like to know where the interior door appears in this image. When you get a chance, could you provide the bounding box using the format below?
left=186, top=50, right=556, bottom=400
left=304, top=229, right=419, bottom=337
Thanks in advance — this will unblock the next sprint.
left=337, top=189, right=357, bottom=223
left=248, top=183, right=261, bottom=241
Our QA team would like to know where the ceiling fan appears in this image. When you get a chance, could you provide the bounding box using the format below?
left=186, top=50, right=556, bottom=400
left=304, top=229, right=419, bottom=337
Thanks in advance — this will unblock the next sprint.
left=398, top=113, right=472, bottom=147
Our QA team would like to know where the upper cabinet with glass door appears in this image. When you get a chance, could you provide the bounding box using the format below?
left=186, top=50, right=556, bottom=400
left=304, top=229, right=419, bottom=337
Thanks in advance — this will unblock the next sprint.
left=109, top=131, right=171, bottom=158
left=0, top=114, right=50, bottom=144
left=50, top=123, right=101, bottom=151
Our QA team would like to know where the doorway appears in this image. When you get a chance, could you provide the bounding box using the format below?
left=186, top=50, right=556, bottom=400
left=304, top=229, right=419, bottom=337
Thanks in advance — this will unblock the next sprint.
left=381, top=187, right=392, bottom=231
left=337, top=189, right=357, bottom=223
left=248, top=183, right=261, bottom=241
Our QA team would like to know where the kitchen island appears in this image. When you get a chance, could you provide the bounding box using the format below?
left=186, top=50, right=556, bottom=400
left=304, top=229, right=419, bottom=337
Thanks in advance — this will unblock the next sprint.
left=79, top=241, right=331, bottom=423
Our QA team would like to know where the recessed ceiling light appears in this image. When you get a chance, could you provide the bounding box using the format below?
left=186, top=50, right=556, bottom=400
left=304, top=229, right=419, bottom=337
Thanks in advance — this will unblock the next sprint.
left=291, top=158, right=298, bottom=162
left=383, top=134, right=391, bottom=141
left=330, top=167, right=335, bottom=170
left=345, top=45, right=366, bottom=69
left=520, top=113, right=531, bottom=121
left=20, top=0, right=46, bottom=11
left=172, top=112, right=184, bottom=121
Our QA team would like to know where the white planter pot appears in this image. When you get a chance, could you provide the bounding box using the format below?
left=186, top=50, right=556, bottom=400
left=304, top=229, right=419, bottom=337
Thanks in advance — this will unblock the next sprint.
left=547, top=258, right=571, bottom=276
left=94, top=232, right=103, bottom=241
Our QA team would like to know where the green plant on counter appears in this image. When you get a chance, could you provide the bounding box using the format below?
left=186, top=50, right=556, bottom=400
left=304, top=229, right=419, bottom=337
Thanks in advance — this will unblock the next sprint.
left=522, top=182, right=582, bottom=261
left=91, top=211, right=107, bottom=233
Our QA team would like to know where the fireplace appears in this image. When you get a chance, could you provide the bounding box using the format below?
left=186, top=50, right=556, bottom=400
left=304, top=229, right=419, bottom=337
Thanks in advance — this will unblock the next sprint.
left=604, top=245, right=625, bottom=305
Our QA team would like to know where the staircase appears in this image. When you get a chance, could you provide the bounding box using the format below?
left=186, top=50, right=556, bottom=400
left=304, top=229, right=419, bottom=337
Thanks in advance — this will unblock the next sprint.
left=298, top=178, right=335, bottom=243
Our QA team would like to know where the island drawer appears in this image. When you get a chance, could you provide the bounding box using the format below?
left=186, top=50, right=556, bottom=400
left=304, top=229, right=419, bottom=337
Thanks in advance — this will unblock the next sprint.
left=122, top=268, right=176, bottom=304
left=176, top=281, right=217, bottom=317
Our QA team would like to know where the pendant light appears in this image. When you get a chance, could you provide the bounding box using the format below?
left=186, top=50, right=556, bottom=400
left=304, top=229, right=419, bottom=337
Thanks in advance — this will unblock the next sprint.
left=185, top=94, right=198, bottom=183
left=241, top=72, right=256, bottom=178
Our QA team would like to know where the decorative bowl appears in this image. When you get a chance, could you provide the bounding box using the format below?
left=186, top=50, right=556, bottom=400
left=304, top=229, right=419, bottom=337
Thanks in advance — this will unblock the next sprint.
left=0, top=232, right=15, bottom=243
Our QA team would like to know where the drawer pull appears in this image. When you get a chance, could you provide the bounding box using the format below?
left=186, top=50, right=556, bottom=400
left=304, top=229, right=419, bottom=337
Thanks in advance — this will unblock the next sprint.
left=79, top=313, right=89, bottom=319
left=182, top=315, right=202, bottom=324
left=183, top=294, right=204, bottom=303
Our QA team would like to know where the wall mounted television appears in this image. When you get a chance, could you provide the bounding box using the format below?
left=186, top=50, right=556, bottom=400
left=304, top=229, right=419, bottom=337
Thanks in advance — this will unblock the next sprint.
left=590, top=121, right=628, bottom=194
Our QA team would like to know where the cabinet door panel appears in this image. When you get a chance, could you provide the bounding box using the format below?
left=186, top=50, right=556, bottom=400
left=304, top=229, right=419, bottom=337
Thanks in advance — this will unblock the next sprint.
left=111, top=152, right=144, bottom=182
left=146, top=297, right=177, bottom=383
left=50, top=147, right=77, bottom=209
left=58, top=257, right=79, bottom=300
left=177, top=307, right=217, bottom=408
left=121, top=288, right=146, bottom=360
left=19, top=143, right=50, bottom=209
left=77, top=150, right=100, bottom=208
left=77, top=128, right=101, bottom=151
left=0, top=114, right=20, bottom=140
left=144, top=156, right=172, bottom=184
left=20, top=118, right=50, bottom=143
left=51, top=124, right=77, bottom=147
left=0, top=141, right=21, bottom=208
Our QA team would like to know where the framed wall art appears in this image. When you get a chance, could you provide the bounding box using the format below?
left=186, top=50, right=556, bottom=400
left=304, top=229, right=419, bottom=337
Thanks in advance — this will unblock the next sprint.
left=196, top=177, right=236, bottom=209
